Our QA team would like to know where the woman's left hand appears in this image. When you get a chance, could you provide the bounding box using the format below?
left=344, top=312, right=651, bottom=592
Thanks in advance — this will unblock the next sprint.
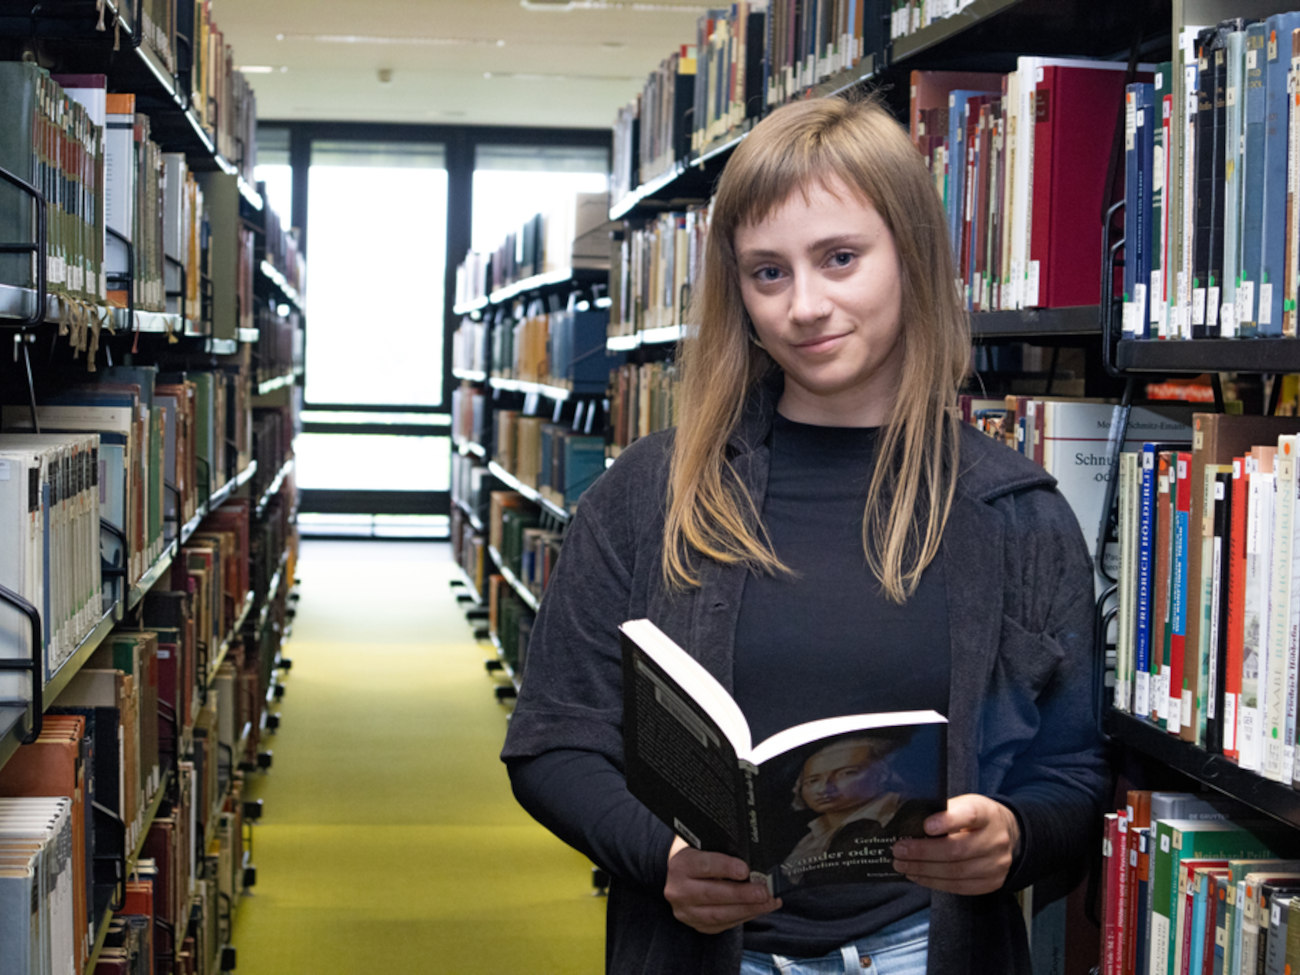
left=890, top=794, right=1021, bottom=896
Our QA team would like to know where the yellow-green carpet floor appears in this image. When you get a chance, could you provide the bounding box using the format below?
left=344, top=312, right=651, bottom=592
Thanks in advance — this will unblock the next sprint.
left=231, top=539, right=605, bottom=973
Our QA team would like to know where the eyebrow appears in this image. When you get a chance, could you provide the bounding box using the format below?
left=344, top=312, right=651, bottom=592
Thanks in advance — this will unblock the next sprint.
left=737, top=233, right=871, bottom=262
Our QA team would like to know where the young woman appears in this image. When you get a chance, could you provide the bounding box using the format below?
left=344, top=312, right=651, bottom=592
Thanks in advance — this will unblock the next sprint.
left=500, top=94, right=1108, bottom=975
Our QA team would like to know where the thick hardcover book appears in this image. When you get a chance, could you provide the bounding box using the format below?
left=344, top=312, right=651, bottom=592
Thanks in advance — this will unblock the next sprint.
left=1029, top=62, right=1150, bottom=309
left=620, top=618, right=947, bottom=894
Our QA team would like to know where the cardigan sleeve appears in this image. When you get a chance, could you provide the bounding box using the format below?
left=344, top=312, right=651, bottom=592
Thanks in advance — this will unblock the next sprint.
left=500, top=433, right=677, bottom=891
left=990, top=485, right=1111, bottom=894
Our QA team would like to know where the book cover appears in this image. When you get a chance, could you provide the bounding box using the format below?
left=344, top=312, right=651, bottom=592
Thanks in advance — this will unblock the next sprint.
left=1030, top=62, right=1151, bottom=309
left=620, top=617, right=947, bottom=893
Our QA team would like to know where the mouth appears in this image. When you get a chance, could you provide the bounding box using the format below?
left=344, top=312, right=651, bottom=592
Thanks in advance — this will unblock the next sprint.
left=794, top=333, right=845, bottom=352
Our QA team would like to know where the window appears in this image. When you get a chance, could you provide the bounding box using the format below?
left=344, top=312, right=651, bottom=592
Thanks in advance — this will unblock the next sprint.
left=472, top=143, right=609, bottom=254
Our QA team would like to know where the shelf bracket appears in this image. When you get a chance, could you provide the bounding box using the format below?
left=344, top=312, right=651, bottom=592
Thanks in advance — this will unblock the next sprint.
left=0, top=582, right=44, bottom=744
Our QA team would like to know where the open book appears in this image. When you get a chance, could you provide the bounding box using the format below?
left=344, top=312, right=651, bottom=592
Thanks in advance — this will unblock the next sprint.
left=620, top=618, right=948, bottom=894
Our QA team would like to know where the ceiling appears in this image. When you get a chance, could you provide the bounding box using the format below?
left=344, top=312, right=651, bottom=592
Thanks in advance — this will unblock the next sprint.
left=216, top=0, right=712, bottom=133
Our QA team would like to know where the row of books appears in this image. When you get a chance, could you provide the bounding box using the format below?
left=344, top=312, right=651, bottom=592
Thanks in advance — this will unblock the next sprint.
left=0, top=432, right=105, bottom=688
left=0, top=460, right=293, bottom=971
left=609, top=203, right=709, bottom=338
left=450, top=504, right=489, bottom=601
left=0, top=63, right=108, bottom=305
left=1110, top=415, right=1300, bottom=787
left=963, top=395, right=1196, bottom=590
left=488, top=574, right=533, bottom=676
left=0, top=60, right=219, bottom=323
left=608, top=360, right=678, bottom=455
left=611, top=0, right=882, bottom=202
left=252, top=299, right=303, bottom=389
left=120, top=0, right=258, bottom=185
left=691, top=4, right=765, bottom=157
left=184, top=0, right=258, bottom=181
left=489, top=306, right=625, bottom=393
left=493, top=410, right=607, bottom=511
left=1121, top=13, right=1300, bottom=342
left=453, top=193, right=610, bottom=308
left=451, top=383, right=491, bottom=455
left=909, top=59, right=1146, bottom=314
left=1098, top=788, right=1300, bottom=975
left=888, top=0, right=976, bottom=42
left=4, top=363, right=253, bottom=578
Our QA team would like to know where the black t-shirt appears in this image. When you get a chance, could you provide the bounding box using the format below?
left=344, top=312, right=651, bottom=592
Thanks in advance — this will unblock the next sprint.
left=733, top=412, right=951, bottom=956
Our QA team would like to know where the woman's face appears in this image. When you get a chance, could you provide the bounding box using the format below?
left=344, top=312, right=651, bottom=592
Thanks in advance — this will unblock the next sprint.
left=734, top=177, right=905, bottom=427
left=798, top=741, right=890, bottom=815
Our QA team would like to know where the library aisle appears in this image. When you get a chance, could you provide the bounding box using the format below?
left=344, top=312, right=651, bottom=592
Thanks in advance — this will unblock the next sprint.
left=231, top=539, right=604, bottom=973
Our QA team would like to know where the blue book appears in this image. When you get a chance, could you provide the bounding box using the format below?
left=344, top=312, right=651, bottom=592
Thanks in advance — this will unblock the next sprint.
left=945, top=88, right=999, bottom=263
left=1239, top=21, right=1269, bottom=336
left=1256, top=12, right=1300, bottom=336
left=1126, top=82, right=1157, bottom=338
left=1136, top=443, right=1160, bottom=718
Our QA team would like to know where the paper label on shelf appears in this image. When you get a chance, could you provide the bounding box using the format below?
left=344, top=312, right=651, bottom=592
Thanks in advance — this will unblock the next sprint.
left=1259, top=283, right=1273, bottom=325
left=1239, top=280, right=1255, bottom=326
left=1135, top=671, right=1150, bottom=718
left=1221, top=301, right=1237, bottom=338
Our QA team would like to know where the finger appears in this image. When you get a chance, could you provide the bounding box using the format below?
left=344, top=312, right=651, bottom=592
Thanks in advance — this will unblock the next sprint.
left=925, top=794, right=989, bottom=835
left=673, top=847, right=754, bottom=883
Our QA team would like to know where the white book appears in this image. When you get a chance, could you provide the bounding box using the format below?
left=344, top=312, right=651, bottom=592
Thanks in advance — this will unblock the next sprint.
left=0, top=444, right=50, bottom=702
left=1264, top=437, right=1298, bottom=781
left=0, top=796, right=76, bottom=975
left=0, top=847, right=40, bottom=975
left=1241, top=458, right=1275, bottom=771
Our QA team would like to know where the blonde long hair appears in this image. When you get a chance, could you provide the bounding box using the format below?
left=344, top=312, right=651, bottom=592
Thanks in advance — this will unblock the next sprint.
left=663, top=94, right=971, bottom=603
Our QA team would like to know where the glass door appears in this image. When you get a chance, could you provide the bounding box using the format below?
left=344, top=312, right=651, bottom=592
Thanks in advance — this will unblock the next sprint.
left=297, top=139, right=451, bottom=536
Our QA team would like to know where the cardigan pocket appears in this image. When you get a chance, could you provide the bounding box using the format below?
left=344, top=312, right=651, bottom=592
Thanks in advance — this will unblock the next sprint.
left=977, top=614, right=1065, bottom=791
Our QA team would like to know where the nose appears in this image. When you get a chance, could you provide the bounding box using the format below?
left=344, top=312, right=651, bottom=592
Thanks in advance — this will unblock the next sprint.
left=789, top=270, right=830, bottom=324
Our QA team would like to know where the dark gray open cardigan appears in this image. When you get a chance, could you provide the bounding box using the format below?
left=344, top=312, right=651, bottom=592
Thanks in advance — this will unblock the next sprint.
left=502, top=381, right=1109, bottom=974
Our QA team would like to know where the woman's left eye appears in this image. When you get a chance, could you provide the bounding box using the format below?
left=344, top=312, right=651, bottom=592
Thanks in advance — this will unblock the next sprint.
left=829, top=251, right=855, bottom=268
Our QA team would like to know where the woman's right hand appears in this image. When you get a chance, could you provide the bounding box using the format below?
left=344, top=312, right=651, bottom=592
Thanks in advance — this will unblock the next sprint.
left=664, top=836, right=783, bottom=934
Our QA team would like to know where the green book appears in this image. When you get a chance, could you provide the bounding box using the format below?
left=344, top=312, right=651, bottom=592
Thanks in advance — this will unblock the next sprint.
left=1150, top=819, right=1285, bottom=975
left=0, top=60, right=46, bottom=292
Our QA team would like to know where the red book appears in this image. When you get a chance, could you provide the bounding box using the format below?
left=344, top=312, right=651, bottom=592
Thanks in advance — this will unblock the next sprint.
left=1029, top=64, right=1151, bottom=308
left=1101, top=811, right=1121, bottom=973
left=1152, top=451, right=1175, bottom=725
left=1123, top=790, right=1153, bottom=975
